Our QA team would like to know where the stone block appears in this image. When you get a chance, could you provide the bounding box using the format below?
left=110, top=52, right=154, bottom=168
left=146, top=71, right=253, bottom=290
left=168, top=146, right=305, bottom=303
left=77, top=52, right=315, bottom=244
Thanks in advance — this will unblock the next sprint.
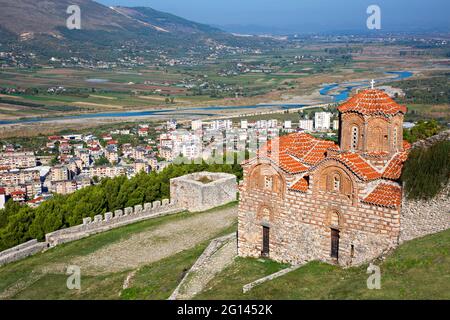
left=152, top=201, right=161, bottom=209
left=105, top=212, right=113, bottom=221
left=114, top=210, right=123, bottom=218
left=94, top=215, right=103, bottom=223
left=144, top=203, right=152, bottom=211
left=162, top=199, right=170, bottom=206
left=134, top=204, right=143, bottom=214
left=170, top=171, right=237, bottom=212
left=124, top=207, right=133, bottom=216
left=82, top=217, right=92, bottom=225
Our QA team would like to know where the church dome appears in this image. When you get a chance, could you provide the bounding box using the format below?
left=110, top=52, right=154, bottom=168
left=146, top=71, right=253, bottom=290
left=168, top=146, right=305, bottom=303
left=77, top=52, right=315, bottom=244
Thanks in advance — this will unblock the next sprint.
left=338, top=89, right=407, bottom=116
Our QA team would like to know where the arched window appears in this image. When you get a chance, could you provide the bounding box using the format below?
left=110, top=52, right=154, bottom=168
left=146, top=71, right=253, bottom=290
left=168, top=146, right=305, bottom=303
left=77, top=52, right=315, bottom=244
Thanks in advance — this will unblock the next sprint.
left=351, top=126, right=359, bottom=151
left=264, top=176, right=273, bottom=190
left=333, top=175, right=341, bottom=192
left=393, top=127, right=398, bottom=151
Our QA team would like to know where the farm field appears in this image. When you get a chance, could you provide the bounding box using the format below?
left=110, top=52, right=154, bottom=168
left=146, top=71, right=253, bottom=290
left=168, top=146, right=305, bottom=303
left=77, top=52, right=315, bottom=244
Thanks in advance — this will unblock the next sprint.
left=0, top=44, right=438, bottom=121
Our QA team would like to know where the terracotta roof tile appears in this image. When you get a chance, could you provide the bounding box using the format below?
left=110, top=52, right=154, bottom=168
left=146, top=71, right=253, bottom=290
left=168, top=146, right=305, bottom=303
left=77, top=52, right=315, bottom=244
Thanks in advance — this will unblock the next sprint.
left=262, top=133, right=340, bottom=174
left=277, top=153, right=309, bottom=174
left=362, top=183, right=402, bottom=209
left=338, top=89, right=407, bottom=116
left=268, top=132, right=338, bottom=164
left=382, top=149, right=409, bottom=180
left=329, top=152, right=381, bottom=181
left=290, top=177, right=309, bottom=192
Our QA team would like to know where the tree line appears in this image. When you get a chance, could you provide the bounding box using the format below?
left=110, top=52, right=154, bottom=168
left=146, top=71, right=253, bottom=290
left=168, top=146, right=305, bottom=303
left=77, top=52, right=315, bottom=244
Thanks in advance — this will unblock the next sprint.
left=0, top=162, right=242, bottom=252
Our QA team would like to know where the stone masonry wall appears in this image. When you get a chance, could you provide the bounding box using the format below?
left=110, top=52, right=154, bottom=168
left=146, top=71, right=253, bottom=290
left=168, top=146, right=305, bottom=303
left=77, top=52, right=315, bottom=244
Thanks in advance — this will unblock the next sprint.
left=0, top=240, right=48, bottom=267
left=170, top=171, right=237, bottom=212
left=400, top=184, right=450, bottom=243
left=238, top=164, right=400, bottom=267
left=45, top=199, right=180, bottom=247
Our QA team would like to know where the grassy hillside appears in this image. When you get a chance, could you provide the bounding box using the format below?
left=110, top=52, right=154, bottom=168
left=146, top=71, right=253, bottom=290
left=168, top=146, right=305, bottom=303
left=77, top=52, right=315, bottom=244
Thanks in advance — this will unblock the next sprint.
left=1, top=203, right=448, bottom=300
left=196, top=229, right=450, bottom=300
left=0, top=203, right=238, bottom=300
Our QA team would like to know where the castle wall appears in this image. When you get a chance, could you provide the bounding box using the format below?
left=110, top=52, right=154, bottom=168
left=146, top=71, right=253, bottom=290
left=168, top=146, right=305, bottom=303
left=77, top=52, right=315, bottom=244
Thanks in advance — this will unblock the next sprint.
left=0, top=240, right=48, bottom=267
left=400, top=185, right=450, bottom=243
left=170, top=171, right=237, bottom=212
left=45, top=199, right=180, bottom=247
left=0, top=198, right=181, bottom=267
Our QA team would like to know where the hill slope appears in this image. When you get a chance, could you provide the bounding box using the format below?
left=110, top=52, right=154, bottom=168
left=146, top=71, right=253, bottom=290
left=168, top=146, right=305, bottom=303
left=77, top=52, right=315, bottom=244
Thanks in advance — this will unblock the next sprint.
left=0, top=0, right=262, bottom=60
left=196, top=229, right=450, bottom=300
left=0, top=204, right=448, bottom=299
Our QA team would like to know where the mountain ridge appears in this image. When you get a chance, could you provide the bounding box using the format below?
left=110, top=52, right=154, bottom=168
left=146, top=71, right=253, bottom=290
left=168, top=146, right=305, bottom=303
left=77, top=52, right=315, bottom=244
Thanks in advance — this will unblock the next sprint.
left=0, top=0, right=267, bottom=61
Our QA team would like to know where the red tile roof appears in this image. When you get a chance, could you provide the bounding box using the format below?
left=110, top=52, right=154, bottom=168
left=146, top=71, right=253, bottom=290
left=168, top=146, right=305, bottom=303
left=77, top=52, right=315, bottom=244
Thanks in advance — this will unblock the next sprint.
left=382, top=150, right=409, bottom=180
left=249, top=131, right=406, bottom=185
left=290, top=177, right=309, bottom=192
left=11, top=190, right=25, bottom=196
left=262, top=133, right=339, bottom=174
left=329, top=152, right=381, bottom=181
left=338, top=89, right=407, bottom=116
left=362, top=183, right=402, bottom=209
left=276, top=153, right=309, bottom=174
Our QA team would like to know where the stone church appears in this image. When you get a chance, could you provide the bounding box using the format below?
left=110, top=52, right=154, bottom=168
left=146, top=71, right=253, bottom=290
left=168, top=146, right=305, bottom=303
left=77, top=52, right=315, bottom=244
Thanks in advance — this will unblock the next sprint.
left=238, top=88, right=411, bottom=266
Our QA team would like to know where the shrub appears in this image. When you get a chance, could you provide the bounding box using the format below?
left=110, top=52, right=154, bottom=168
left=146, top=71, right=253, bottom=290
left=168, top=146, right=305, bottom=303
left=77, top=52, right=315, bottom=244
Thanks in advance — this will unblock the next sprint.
left=401, top=140, right=450, bottom=200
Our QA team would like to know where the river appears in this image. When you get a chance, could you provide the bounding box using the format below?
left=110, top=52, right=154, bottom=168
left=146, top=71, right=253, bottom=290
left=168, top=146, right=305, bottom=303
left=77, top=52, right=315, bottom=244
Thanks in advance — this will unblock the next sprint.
left=0, top=71, right=413, bottom=125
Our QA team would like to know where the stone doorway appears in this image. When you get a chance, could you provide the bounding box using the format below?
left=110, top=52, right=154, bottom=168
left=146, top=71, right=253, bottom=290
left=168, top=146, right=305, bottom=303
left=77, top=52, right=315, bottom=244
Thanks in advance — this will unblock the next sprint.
left=261, top=226, right=270, bottom=257
left=330, top=228, right=340, bottom=260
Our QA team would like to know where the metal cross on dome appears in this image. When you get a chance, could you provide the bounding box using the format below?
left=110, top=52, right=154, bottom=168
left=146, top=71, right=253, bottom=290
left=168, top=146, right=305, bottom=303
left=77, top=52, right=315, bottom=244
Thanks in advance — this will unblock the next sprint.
left=371, top=79, right=375, bottom=89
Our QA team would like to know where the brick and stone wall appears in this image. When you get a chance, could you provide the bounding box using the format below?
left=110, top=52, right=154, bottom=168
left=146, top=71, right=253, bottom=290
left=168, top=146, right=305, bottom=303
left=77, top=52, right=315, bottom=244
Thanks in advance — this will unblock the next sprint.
left=400, top=185, right=450, bottom=243
left=170, top=171, right=237, bottom=212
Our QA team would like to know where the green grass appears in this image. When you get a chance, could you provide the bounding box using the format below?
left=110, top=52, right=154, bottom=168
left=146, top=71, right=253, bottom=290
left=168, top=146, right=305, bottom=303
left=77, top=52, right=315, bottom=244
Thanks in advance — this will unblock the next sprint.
left=1, top=202, right=448, bottom=300
left=121, top=221, right=237, bottom=300
left=0, top=202, right=237, bottom=300
left=195, top=229, right=450, bottom=300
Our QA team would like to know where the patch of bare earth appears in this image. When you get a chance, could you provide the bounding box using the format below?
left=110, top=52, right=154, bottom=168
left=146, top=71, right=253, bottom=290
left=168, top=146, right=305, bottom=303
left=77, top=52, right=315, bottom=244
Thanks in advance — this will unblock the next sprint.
left=72, top=207, right=237, bottom=275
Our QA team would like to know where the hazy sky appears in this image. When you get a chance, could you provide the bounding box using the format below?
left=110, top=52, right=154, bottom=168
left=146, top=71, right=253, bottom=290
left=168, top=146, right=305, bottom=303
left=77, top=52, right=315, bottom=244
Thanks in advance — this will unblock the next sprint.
left=97, top=0, right=450, bottom=33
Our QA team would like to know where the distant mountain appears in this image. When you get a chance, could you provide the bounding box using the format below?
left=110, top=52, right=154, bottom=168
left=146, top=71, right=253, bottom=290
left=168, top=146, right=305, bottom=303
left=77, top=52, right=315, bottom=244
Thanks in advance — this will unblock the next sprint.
left=0, top=0, right=270, bottom=61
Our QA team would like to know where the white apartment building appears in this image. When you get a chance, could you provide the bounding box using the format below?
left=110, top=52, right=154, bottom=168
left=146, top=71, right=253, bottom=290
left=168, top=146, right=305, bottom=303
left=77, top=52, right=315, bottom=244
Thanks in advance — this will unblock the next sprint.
left=333, top=119, right=340, bottom=131
left=209, top=120, right=232, bottom=131
left=256, top=119, right=278, bottom=129
left=298, top=119, right=314, bottom=131
left=191, top=120, right=203, bottom=131
left=0, top=152, right=36, bottom=169
left=314, top=112, right=332, bottom=130
left=284, top=120, right=292, bottom=129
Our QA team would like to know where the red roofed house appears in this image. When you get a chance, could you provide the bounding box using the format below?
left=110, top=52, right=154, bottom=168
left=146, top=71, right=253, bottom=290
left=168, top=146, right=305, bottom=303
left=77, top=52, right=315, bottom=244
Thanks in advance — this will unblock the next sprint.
left=238, top=88, right=410, bottom=266
left=10, top=190, right=26, bottom=203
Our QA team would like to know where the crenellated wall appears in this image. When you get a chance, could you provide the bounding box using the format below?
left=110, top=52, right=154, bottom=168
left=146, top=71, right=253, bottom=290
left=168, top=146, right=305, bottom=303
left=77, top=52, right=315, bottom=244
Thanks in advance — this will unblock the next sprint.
left=0, top=198, right=181, bottom=267
left=45, top=199, right=180, bottom=247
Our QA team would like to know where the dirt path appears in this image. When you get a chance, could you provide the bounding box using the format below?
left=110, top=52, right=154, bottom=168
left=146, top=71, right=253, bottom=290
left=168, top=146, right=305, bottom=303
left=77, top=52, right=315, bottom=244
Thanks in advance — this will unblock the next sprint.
left=71, top=207, right=237, bottom=275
